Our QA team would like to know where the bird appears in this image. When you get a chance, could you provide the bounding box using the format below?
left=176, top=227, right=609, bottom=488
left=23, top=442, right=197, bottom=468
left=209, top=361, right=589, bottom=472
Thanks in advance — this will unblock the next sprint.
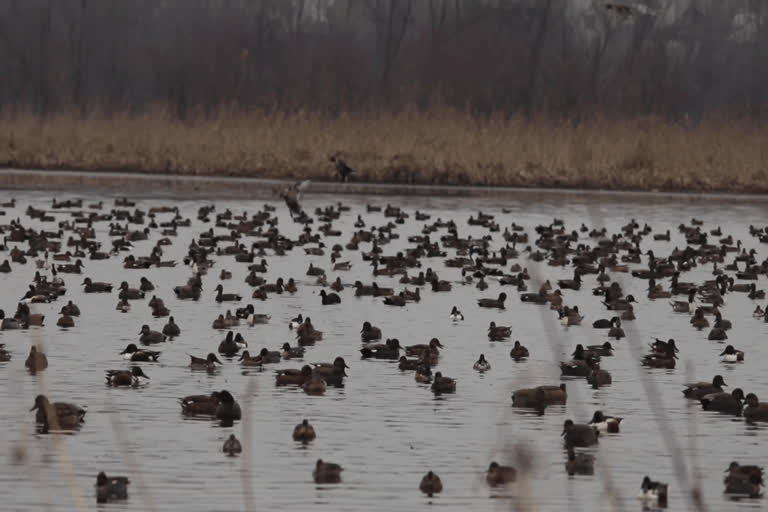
left=360, top=321, right=382, bottom=342
left=486, top=462, right=517, bottom=486
left=509, top=340, right=530, bottom=361
left=588, top=411, right=622, bottom=433
left=293, top=419, right=316, bottom=442
left=223, top=434, right=242, bottom=456
left=565, top=446, right=595, bottom=476
left=279, top=180, right=311, bottom=218
left=330, top=154, right=355, bottom=182
left=139, top=324, right=166, bottom=345
left=562, top=419, right=599, bottom=447
left=189, top=353, right=223, bottom=370
left=419, top=471, right=443, bottom=497
left=478, top=292, right=507, bottom=309
left=449, top=306, right=464, bottom=322
left=105, top=367, right=150, bottom=387
left=319, top=289, right=341, bottom=305
left=313, top=459, right=343, bottom=483
left=719, top=345, right=744, bottom=363
left=96, top=472, right=130, bottom=503
left=683, top=375, right=726, bottom=399
left=488, top=321, right=511, bottom=341
left=639, top=476, right=668, bottom=507
left=120, top=344, right=161, bottom=362
left=24, top=345, right=48, bottom=372
left=30, top=394, right=87, bottom=431
left=473, top=354, right=491, bottom=372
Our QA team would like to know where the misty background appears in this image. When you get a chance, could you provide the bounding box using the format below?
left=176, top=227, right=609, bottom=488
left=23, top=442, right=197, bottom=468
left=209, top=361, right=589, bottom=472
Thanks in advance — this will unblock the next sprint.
left=0, top=0, right=765, bottom=119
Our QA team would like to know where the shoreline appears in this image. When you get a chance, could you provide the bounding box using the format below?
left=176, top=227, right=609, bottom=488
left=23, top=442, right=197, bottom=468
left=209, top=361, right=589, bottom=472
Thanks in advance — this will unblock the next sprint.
left=1, top=168, right=766, bottom=204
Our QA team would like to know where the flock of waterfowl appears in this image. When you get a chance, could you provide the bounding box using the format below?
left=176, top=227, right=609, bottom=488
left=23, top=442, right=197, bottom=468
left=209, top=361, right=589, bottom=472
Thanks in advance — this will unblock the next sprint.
left=0, top=189, right=767, bottom=507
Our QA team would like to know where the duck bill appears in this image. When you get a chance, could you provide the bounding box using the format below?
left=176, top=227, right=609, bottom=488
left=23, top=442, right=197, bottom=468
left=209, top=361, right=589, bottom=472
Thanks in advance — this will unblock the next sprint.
left=214, top=357, right=223, bottom=365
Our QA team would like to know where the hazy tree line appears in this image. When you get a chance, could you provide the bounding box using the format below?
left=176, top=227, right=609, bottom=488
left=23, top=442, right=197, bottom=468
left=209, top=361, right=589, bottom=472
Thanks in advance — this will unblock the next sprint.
left=0, top=0, right=766, bottom=118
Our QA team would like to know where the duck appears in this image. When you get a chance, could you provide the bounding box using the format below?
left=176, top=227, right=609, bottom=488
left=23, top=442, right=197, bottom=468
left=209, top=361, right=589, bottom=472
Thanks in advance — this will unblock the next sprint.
left=214, top=284, right=242, bottom=302
left=162, top=316, right=181, bottom=337
left=719, top=345, right=744, bottom=363
left=0, top=309, right=20, bottom=330
left=683, top=375, right=726, bottom=399
left=561, top=419, right=599, bottom=447
left=30, top=394, right=86, bottom=431
left=312, top=357, right=349, bottom=386
left=223, top=434, right=242, bottom=456
left=139, top=276, right=155, bottom=292
left=82, top=277, right=113, bottom=293
left=607, top=317, right=625, bottom=339
left=565, top=446, right=595, bottom=476
left=478, top=292, right=507, bottom=309
left=724, top=463, right=763, bottom=498
left=215, top=390, right=242, bottom=424
left=449, top=306, right=464, bottom=322
left=592, top=316, right=618, bottom=329
left=509, top=340, right=530, bottom=361
left=289, top=314, right=304, bottom=330
left=120, top=343, right=161, bottom=362
left=398, top=356, right=422, bottom=371
left=707, top=320, right=728, bottom=341
left=473, top=354, right=491, bottom=372
left=237, top=350, right=263, bottom=367
left=690, top=308, right=710, bottom=329
left=293, top=419, right=316, bottom=442
left=118, top=281, right=145, bottom=300
left=406, top=338, right=443, bottom=357
left=281, top=343, right=305, bottom=359
left=360, top=338, right=402, bottom=359
left=218, top=331, right=246, bottom=356
left=60, top=300, right=80, bottom=316
left=302, top=374, right=328, bottom=395
left=700, top=388, right=744, bottom=415
left=56, top=313, right=75, bottom=328
left=96, top=472, right=130, bottom=503
left=586, top=362, right=612, bottom=388
left=753, top=305, right=765, bottom=318
left=488, top=321, right=511, bottom=341
left=319, top=289, right=341, bottom=305
left=254, top=347, right=281, bottom=364
left=486, top=462, right=517, bottom=486
left=415, top=364, right=433, bottom=384
left=189, top=353, right=223, bottom=370
left=313, top=459, right=343, bottom=483
left=670, top=289, right=696, bottom=313
left=105, top=366, right=150, bottom=387
left=431, top=372, right=456, bottom=394
left=383, top=292, right=406, bottom=306
left=588, top=411, right=622, bottom=432
left=139, top=324, right=166, bottom=345
left=639, top=476, right=668, bottom=507
left=512, top=384, right=567, bottom=408
left=24, top=345, right=48, bottom=372
left=0, top=343, right=10, bottom=361
left=743, top=393, right=768, bottom=422
left=360, top=321, right=382, bottom=342
left=275, top=365, right=313, bottom=386
left=419, top=471, right=443, bottom=497
left=179, top=392, right=222, bottom=416
left=585, top=342, right=614, bottom=357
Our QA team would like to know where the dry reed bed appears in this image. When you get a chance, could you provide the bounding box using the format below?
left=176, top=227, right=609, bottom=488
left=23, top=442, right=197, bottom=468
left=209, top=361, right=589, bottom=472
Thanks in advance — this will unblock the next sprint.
left=1, top=107, right=766, bottom=193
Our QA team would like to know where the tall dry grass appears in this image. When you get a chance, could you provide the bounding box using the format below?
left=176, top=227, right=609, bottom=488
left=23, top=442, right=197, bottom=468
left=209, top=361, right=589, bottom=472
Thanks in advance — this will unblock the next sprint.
left=1, top=106, right=766, bottom=193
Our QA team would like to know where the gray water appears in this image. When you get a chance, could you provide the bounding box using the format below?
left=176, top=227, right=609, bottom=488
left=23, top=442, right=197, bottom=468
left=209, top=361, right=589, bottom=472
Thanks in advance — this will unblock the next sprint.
left=0, top=188, right=766, bottom=512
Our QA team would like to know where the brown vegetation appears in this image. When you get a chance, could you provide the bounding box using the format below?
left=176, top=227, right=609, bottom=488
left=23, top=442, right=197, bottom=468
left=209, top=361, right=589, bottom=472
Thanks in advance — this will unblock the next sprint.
left=1, top=107, right=766, bottom=193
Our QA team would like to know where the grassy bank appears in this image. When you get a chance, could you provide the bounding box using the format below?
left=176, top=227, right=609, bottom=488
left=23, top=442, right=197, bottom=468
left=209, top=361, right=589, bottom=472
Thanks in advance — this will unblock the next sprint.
left=1, top=107, right=766, bottom=193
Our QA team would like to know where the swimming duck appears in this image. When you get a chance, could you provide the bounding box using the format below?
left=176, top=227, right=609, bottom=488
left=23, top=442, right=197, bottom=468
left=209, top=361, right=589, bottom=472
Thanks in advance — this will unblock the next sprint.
left=561, top=419, right=599, bottom=447
left=320, top=289, right=341, bottom=305
left=215, top=390, right=242, bottom=424
left=478, top=292, right=507, bottom=309
left=682, top=375, right=726, bottom=399
left=406, top=338, right=443, bottom=357
left=82, top=277, right=113, bottom=293
left=56, top=313, right=75, bottom=328
left=383, top=292, right=406, bottom=307
left=30, top=394, right=86, bottom=431
left=588, top=411, right=622, bottom=432
left=0, top=344, right=10, bottom=361
left=223, top=434, right=242, bottom=456
left=60, top=300, right=80, bottom=316
left=449, top=306, right=464, bottom=322
left=302, top=374, right=327, bottom=395
left=585, top=342, right=614, bottom=357
left=360, top=338, right=402, bottom=359
left=607, top=317, right=625, bottom=339
left=509, top=340, right=530, bottom=361
left=586, top=362, right=612, bottom=388
left=473, top=354, right=491, bottom=372
left=214, top=284, right=242, bottom=302
left=0, top=309, right=20, bottom=330
left=255, top=347, right=281, bottom=364
left=707, top=320, right=728, bottom=341
left=179, top=392, right=222, bottom=416
left=512, top=384, right=567, bottom=408
left=218, top=331, right=246, bottom=356
left=488, top=322, right=511, bottom=341
left=119, top=281, right=145, bottom=300
left=398, top=356, right=422, bottom=371
left=313, top=459, right=342, bottom=483
left=592, top=316, right=618, bottom=329
left=419, top=471, right=443, bottom=497
left=189, top=353, right=223, bottom=370
left=724, top=462, right=764, bottom=497
left=137, top=324, right=165, bottom=345
left=639, top=476, right=668, bottom=507
left=670, top=289, right=696, bottom=313
left=486, top=462, right=517, bottom=486
left=360, top=321, right=382, bottom=342
left=719, top=345, right=744, bottom=363
left=415, top=364, right=433, bottom=384
left=293, top=419, right=316, bottom=442
left=289, top=314, right=304, bottom=330
left=281, top=342, right=305, bottom=359
left=275, top=365, right=313, bottom=386
left=690, top=308, right=710, bottom=329
left=162, top=316, right=181, bottom=337
left=120, top=343, right=161, bottom=362
left=96, top=472, right=130, bottom=503
left=312, top=357, right=349, bottom=385
left=139, top=276, right=155, bottom=292
left=25, top=345, right=48, bottom=372
left=700, top=388, right=744, bottom=415
left=753, top=305, right=765, bottom=318
left=105, top=366, right=150, bottom=387
left=743, top=393, right=768, bottom=422
left=431, top=372, right=456, bottom=394
left=237, top=350, right=263, bottom=367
